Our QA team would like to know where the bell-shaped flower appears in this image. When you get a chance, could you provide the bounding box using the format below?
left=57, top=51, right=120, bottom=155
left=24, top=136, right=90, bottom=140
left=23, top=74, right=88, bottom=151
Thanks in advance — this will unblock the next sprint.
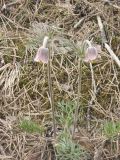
left=83, top=40, right=101, bottom=62
left=34, top=47, right=49, bottom=63
left=84, top=47, right=98, bottom=62
left=34, top=36, right=49, bottom=64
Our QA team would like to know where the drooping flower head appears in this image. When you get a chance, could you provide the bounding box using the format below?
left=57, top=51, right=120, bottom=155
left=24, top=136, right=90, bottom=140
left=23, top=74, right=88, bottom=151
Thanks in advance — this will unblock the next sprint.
left=83, top=40, right=101, bottom=62
left=34, top=36, right=49, bottom=63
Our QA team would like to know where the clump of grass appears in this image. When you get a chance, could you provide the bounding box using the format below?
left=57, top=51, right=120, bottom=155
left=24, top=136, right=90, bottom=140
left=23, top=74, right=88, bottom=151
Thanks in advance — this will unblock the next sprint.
left=57, top=100, right=76, bottom=130
left=20, top=119, right=44, bottom=134
left=55, top=101, right=88, bottom=159
left=55, top=131, right=87, bottom=160
left=103, top=121, right=120, bottom=139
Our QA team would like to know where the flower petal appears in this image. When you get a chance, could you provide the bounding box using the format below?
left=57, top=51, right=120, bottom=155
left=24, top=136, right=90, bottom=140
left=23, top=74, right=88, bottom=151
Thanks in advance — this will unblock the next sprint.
left=34, top=47, right=49, bottom=63
left=94, top=45, right=101, bottom=53
left=84, top=47, right=98, bottom=62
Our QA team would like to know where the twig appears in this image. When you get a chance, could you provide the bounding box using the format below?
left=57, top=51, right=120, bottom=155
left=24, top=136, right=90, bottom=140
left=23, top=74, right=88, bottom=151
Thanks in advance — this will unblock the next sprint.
left=0, top=155, right=12, bottom=159
left=104, top=43, right=120, bottom=68
left=103, top=0, right=120, bottom=10
left=1, top=0, right=21, bottom=9
left=97, top=15, right=120, bottom=68
left=48, top=48, right=56, bottom=138
left=73, top=57, right=82, bottom=137
left=97, top=16, right=107, bottom=44
left=74, top=18, right=84, bottom=29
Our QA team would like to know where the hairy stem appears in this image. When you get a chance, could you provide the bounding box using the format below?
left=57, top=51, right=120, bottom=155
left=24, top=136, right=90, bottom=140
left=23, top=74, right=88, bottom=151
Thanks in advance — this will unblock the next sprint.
left=73, top=57, right=82, bottom=137
left=48, top=49, right=56, bottom=138
left=43, top=36, right=49, bottom=48
left=85, top=40, right=92, bottom=47
left=87, top=63, right=96, bottom=131
left=90, top=62, right=96, bottom=94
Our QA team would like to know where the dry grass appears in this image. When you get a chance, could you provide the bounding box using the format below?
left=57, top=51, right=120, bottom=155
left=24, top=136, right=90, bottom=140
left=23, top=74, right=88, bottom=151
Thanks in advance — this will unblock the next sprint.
left=0, top=0, right=120, bottom=159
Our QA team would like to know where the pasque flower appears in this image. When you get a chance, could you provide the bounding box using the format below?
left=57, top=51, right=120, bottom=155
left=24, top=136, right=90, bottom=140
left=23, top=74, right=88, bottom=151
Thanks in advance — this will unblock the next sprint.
left=34, top=36, right=56, bottom=137
left=34, top=36, right=49, bottom=63
left=84, top=40, right=101, bottom=62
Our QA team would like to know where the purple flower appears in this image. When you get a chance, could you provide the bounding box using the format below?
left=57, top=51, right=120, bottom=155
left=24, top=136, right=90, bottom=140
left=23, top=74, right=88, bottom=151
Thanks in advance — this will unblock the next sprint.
left=84, top=47, right=98, bottom=62
left=34, top=47, right=49, bottom=63
left=34, top=36, right=49, bottom=64
left=83, top=42, right=101, bottom=62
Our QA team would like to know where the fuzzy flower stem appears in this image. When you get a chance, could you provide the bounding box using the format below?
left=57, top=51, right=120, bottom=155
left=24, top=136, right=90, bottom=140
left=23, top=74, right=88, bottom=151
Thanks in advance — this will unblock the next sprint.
left=73, top=57, right=82, bottom=137
left=48, top=48, right=56, bottom=138
left=87, top=62, right=96, bottom=131
left=85, top=40, right=92, bottom=47
left=84, top=40, right=96, bottom=131
left=43, top=36, right=49, bottom=48
left=90, top=62, right=96, bottom=94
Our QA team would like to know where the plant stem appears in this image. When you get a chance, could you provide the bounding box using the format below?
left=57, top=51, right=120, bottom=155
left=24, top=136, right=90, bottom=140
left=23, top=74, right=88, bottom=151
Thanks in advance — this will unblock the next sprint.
left=73, top=57, right=82, bottom=137
left=85, top=40, right=92, bottom=47
left=43, top=36, right=49, bottom=48
left=48, top=49, right=56, bottom=138
left=90, top=62, right=96, bottom=94
left=87, top=62, right=96, bottom=131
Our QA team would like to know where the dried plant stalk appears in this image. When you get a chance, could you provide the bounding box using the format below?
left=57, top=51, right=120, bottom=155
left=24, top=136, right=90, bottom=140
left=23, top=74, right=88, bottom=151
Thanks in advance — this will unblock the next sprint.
left=97, top=15, right=120, bottom=67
